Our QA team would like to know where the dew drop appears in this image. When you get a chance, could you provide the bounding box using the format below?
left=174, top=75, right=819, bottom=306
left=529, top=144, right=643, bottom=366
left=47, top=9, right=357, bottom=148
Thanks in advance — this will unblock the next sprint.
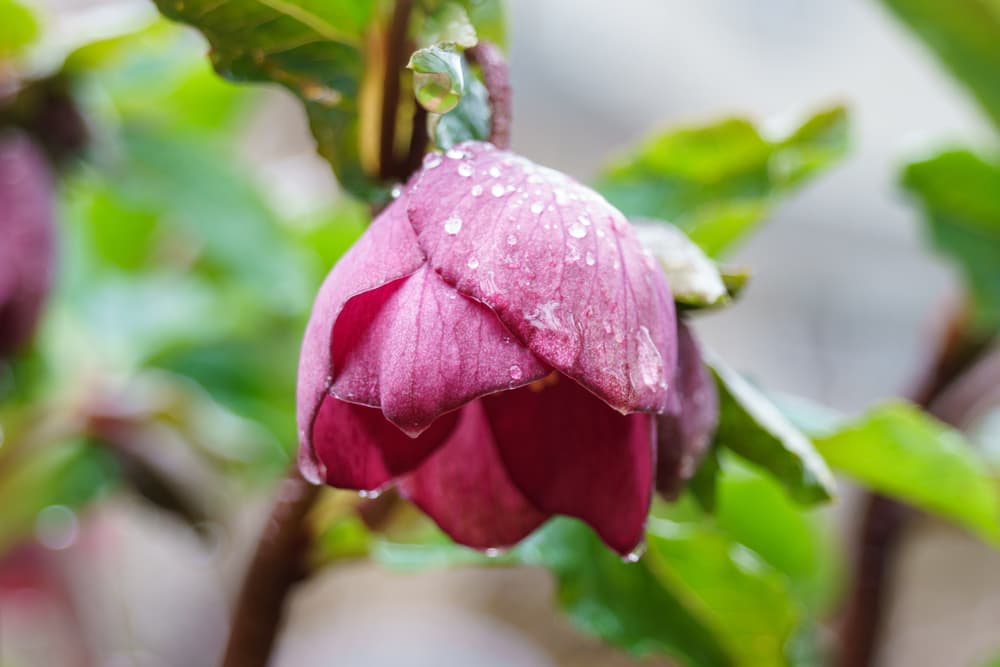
left=457, top=163, right=474, bottom=177
left=578, top=214, right=592, bottom=226
left=491, top=183, right=507, bottom=198
left=568, top=222, right=588, bottom=239
left=423, top=153, right=442, bottom=169
left=622, top=544, right=645, bottom=563
left=484, top=547, right=503, bottom=558
left=358, top=489, right=382, bottom=499
left=585, top=252, right=596, bottom=266
left=390, top=185, right=402, bottom=199
left=444, top=215, right=463, bottom=234
left=530, top=201, right=544, bottom=215
left=471, top=184, right=484, bottom=197
left=506, top=234, right=518, bottom=246
left=636, top=325, right=663, bottom=387
left=488, top=165, right=502, bottom=178
left=467, top=256, right=480, bottom=269
left=554, top=189, right=569, bottom=206
left=509, top=364, right=523, bottom=381
left=446, top=148, right=466, bottom=160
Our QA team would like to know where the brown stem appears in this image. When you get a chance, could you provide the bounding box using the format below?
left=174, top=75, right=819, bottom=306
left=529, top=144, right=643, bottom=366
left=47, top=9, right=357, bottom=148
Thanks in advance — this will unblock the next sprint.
left=837, top=305, right=994, bottom=667
left=378, top=0, right=414, bottom=180
left=467, top=41, right=512, bottom=149
left=220, top=467, right=320, bottom=667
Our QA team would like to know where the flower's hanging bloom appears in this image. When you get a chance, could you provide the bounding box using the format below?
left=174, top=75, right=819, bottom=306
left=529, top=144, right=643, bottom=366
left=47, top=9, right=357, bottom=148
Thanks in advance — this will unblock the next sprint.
left=655, top=321, right=718, bottom=499
left=298, top=141, right=682, bottom=555
left=0, top=133, right=56, bottom=357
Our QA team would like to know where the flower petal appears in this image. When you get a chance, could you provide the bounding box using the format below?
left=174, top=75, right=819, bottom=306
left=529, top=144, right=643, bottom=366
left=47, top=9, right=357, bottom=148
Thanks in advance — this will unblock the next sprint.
left=330, top=265, right=548, bottom=435
left=401, top=401, right=550, bottom=549
left=297, top=196, right=425, bottom=481
left=656, top=321, right=718, bottom=499
left=480, top=374, right=655, bottom=555
left=310, top=396, right=459, bottom=490
left=407, top=142, right=677, bottom=414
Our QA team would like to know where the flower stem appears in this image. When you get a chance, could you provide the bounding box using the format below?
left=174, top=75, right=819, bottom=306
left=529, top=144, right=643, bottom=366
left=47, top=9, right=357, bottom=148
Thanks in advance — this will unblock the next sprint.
left=837, top=304, right=994, bottom=667
left=378, top=0, right=415, bottom=180
left=220, top=467, right=320, bottom=667
left=467, top=41, right=512, bottom=149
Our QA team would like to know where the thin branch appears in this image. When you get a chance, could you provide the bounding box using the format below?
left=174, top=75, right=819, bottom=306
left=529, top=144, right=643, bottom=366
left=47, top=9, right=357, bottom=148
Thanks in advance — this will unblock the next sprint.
left=220, top=467, right=320, bottom=667
left=378, top=0, right=414, bottom=179
left=467, top=41, right=512, bottom=149
left=837, top=304, right=995, bottom=667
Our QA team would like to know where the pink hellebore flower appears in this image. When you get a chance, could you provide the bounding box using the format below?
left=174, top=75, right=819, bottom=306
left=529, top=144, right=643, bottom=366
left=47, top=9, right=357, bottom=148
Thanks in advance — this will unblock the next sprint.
left=298, top=141, right=680, bottom=555
left=0, top=132, right=56, bottom=357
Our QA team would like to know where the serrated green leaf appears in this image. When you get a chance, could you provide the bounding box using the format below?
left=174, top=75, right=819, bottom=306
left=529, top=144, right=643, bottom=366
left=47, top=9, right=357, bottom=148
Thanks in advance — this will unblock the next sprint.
left=597, top=105, right=849, bottom=256
left=153, top=0, right=385, bottom=201
left=643, top=518, right=801, bottom=667
left=902, top=149, right=1000, bottom=330
left=518, top=518, right=735, bottom=667
left=408, top=44, right=465, bottom=114
left=877, top=0, right=1000, bottom=132
left=814, top=400, right=1000, bottom=545
left=709, top=357, right=837, bottom=504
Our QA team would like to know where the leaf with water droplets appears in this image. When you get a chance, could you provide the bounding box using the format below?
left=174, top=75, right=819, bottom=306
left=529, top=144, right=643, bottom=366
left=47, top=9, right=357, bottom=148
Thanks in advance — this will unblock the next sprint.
left=632, top=220, right=730, bottom=309
left=597, top=105, right=849, bottom=257
left=419, top=2, right=478, bottom=48
left=709, top=356, right=836, bottom=505
left=434, top=57, right=491, bottom=149
left=409, top=44, right=466, bottom=114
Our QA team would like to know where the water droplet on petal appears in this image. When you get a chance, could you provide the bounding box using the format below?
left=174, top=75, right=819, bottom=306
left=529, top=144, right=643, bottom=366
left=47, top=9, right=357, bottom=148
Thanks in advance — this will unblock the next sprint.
left=444, top=215, right=463, bottom=234
left=484, top=547, right=503, bottom=558
left=358, top=489, right=382, bottom=499
left=578, top=214, right=591, bottom=226
left=467, top=256, right=479, bottom=269
left=509, top=364, right=523, bottom=381
left=471, top=184, right=483, bottom=197
left=488, top=166, right=501, bottom=178
left=491, top=183, right=506, bottom=198
left=446, top=148, right=466, bottom=160
left=585, top=252, right=596, bottom=266
left=390, top=185, right=402, bottom=199
left=530, top=201, right=544, bottom=215
left=506, top=234, right=518, bottom=246
left=568, top=221, right=588, bottom=238
left=636, top=325, right=663, bottom=387
left=457, top=163, right=473, bottom=177
left=423, top=153, right=442, bottom=169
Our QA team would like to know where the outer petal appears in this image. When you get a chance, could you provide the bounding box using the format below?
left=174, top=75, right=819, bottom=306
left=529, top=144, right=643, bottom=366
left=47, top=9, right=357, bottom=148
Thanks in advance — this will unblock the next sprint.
left=400, top=401, right=550, bottom=549
left=407, top=143, right=677, bottom=415
left=656, top=321, right=718, bottom=499
left=330, top=265, right=548, bottom=435
left=480, top=374, right=655, bottom=555
left=297, top=195, right=425, bottom=482
left=0, top=133, right=56, bottom=357
left=310, top=396, right=458, bottom=490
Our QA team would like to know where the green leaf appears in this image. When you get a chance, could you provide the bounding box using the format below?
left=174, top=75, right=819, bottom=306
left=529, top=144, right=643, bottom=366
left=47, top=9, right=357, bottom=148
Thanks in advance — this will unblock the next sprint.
left=419, top=2, right=478, bottom=48
left=408, top=44, right=465, bottom=114
left=0, top=0, right=39, bottom=57
left=597, top=105, right=849, bottom=256
left=643, top=518, right=801, bottom=667
left=877, top=0, right=1000, bottom=131
left=421, top=0, right=505, bottom=46
left=715, top=457, right=839, bottom=614
left=434, top=57, right=490, bottom=148
left=709, top=357, right=837, bottom=504
left=632, top=220, right=730, bottom=309
left=902, top=149, right=1000, bottom=330
left=814, top=400, right=1000, bottom=545
left=517, top=518, right=735, bottom=667
left=153, top=0, right=385, bottom=201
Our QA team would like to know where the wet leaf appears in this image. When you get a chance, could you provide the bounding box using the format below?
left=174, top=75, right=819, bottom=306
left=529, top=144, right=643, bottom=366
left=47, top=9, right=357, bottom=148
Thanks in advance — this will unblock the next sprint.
left=709, top=357, right=837, bottom=504
left=902, top=149, right=1000, bottom=330
left=598, top=105, right=849, bottom=256
left=814, top=401, right=1000, bottom=545
left=434, top=58, right=490, bottom=148
left=419, top=2, right=477, bottom=48
left=877, top=0, right=1000, bottom=131
left=408, top=44, right=465, bottom=114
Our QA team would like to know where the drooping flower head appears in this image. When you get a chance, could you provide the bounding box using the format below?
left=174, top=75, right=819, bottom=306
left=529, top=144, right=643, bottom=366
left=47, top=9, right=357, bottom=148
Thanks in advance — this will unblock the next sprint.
left=298, top=141, right=681, bottom=555
left=0, top=132, right=56, bottom=357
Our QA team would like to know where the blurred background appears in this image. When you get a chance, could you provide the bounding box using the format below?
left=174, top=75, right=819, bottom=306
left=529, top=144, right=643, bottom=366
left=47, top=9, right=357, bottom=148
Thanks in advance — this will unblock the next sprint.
left=2, top=0, right=999, bottom=665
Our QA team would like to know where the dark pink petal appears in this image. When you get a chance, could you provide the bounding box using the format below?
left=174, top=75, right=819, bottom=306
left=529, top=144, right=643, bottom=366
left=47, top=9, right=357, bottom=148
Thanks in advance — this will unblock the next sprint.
left=297, top=196, right=425, bottom=482
left=330, top=265, right=548, bottom=435
left=0, top=133, right=56, bottom=357
left=310, top=396, right=459, bottom=490
left=480, top=374, right=655, bottom=555
left=407, top=142, right=677, bottom=415
left=656, top=321, right=718, bottom=499
left=401, top=401, right=550, bottom=549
